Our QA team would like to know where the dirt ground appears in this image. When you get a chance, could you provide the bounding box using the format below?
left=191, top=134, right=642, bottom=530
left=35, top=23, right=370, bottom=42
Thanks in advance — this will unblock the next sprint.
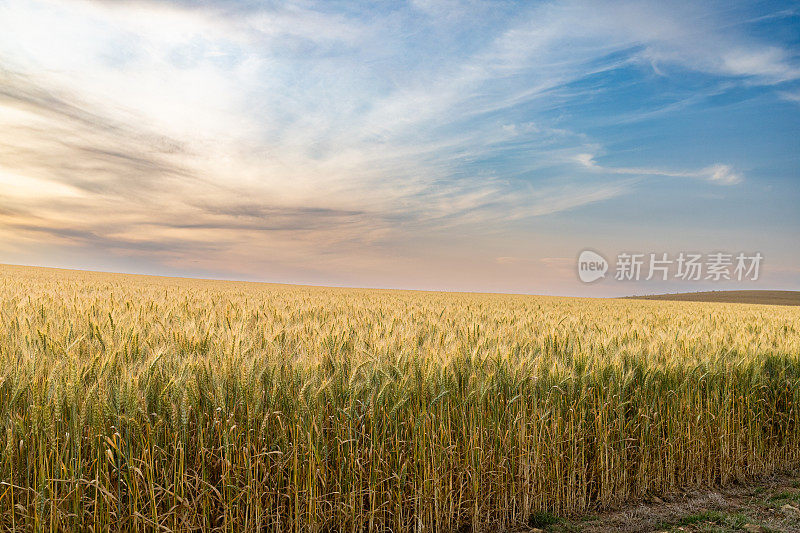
left=624, top=290, right=800, bottom=306
left=520, top=471, right=800, bottom=533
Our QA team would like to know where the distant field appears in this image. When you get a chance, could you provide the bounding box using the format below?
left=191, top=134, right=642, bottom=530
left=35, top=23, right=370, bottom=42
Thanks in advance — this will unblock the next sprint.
left=626, top=290, right=800, bottom=306
left=1, top=264, right=799, bottom=532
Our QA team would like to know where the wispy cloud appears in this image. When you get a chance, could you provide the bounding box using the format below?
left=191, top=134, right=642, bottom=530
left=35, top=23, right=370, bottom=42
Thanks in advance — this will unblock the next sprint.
left=574, top=153, right=743, bottom=185
left=780, top=90, right=800, bottom=104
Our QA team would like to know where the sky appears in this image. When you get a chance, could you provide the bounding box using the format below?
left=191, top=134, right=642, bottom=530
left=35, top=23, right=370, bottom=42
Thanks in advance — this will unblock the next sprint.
left=0, top=0, right=798, bottom=296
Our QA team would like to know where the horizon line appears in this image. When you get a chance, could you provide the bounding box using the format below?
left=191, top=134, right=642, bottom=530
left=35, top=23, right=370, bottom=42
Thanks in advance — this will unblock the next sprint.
left=3, top=262, right=797, bottom=301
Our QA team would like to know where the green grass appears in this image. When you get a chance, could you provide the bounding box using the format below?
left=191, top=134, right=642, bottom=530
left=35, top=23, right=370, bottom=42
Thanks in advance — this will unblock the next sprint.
left=766, top=491, right=795, bottom=502
left=675, top=510, right=726, bottom=526
left=528, top=510, right=560, bottom=528
left=659, top=511, right=751, bottom=532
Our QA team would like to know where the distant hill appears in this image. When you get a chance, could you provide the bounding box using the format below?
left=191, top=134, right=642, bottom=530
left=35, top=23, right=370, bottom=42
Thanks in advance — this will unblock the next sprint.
left=625, top=290, right=800, bottom=306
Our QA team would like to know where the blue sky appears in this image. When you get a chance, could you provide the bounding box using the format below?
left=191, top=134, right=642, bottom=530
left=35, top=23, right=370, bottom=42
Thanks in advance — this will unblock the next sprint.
left=0, top=0, right=798, bottom=295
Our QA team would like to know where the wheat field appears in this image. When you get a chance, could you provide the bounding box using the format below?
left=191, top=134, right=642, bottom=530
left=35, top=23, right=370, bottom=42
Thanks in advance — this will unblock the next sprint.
left=0, top=264, right=798, bottom=532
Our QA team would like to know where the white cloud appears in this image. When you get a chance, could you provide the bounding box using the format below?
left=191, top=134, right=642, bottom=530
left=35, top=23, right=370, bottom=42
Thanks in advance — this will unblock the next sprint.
left=703, top=164, right=743, bottom=186
left=575, top=154, right=743, bottom=186
left=780, top=90, right=800, bottom=104
left=720, top=47, right=800, bottom=84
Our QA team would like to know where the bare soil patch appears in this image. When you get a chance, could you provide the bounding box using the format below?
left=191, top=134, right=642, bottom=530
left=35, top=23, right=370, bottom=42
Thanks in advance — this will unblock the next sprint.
left=521, top=472, right=800, bottom=532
